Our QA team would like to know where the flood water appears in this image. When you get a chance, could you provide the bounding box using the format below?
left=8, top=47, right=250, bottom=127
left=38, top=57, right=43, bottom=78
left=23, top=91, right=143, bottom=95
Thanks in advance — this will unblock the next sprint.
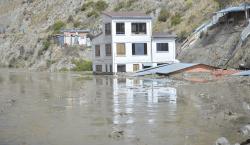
left=0, top=69, right=238, bottom=145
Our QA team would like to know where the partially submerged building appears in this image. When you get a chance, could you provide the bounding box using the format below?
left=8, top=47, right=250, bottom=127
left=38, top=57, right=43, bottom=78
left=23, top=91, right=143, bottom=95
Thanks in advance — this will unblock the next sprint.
left=92, top=11, right=177, bottom=74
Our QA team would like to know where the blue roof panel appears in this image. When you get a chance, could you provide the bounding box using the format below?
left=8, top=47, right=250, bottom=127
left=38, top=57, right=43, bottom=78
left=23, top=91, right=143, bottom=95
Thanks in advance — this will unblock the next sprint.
left=132, top=63, right=200, bottom=76
left=233, top=70, right=250, bottom=76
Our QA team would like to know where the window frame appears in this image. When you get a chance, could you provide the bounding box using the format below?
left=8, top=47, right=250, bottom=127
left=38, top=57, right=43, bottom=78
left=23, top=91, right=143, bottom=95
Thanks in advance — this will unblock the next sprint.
left=116, top=23, right=125, bottom=35
left=132, top=43, right=147, bottom=55
left=133, top=64, right=140, bottom=72
left=117, top=64, right=126, bottom=72
left=105, top=23, right=111, bottom=35
left=157, top=43, right=169, bottom=52
left=131, top=23, right=147, bottom=34
left=95, top=45, right=101, bottom=57
left=105, top=44, right=112, bottom=56
left=96, top=65, right=102, bottom=72
left=116, top=43, right=126, bottom=56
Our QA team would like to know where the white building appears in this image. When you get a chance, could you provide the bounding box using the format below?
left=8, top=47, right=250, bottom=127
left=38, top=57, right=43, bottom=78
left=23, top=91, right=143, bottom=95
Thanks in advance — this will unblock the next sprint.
left=92, top=11, right=177, bottom=74
left=61, top=29, right=91, bottom=47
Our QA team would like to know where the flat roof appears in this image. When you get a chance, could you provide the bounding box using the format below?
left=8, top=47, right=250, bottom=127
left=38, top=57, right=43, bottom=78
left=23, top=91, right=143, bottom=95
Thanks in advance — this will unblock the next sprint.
left=102, top=11, right=152, bottom=19
left=152, top=32, right=177, bottom=38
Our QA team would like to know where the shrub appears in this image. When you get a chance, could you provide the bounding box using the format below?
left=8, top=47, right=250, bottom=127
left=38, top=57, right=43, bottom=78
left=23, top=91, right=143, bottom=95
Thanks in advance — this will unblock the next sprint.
left=72, top=59, right=92, bottom=71
left=96, top=0, right=108, bottom=12
left=73, top=21, right=81, bottom=28
left=81, top=1, right=95, bottom=11
left=87, top=10, right=99, bottom=18
left=171, top=14, right=182, bottom=26
left=158, top=8, right=170, bottom=22
left=67, top=15, right=74, bottom=23
left=43, top=38, right=50, bottom=51
left=52, top=21, right=65, bottom=34
left=113, top=0, right=136, bottom=11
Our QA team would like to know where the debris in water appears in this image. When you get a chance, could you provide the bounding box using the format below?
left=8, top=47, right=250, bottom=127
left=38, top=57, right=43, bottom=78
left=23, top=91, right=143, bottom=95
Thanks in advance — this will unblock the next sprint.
left=108, top=130, right=124, bottom=140
left=239, top=125, right=250, bottom=136
left=240, top=139, right=250, bottom=145
left=215, top=137, right=230, bottom=145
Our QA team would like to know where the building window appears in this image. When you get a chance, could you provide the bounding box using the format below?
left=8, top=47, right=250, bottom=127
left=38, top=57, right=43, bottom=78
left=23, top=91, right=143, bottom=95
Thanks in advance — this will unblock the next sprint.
left=132, top=23, right=146, bottom=34
left=95, top=45, right=100, bottom=57
left=132, top=43, right=147, bottom=55
left=110, top=64, right=113, bottom=72
left=157, top=43, right=169, bottom=52
left=116, top=23, right=125, bottom=34
left=117, top=64, right=126, bottom=72
left=105, top=64, right=108, bottom=72
left=133, top=64, right=140, bottom=72
left=105, top=23, right=111, bottom=35
left=105, top=44, right=112, bottom=56
left=116, top=43, right=126, bottom=56
left=96, top=65, right=102, bottom=72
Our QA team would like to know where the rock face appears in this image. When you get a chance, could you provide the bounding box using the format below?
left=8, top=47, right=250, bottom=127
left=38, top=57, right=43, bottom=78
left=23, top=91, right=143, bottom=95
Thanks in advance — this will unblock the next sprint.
left=0, top=0, right=246, bottom=70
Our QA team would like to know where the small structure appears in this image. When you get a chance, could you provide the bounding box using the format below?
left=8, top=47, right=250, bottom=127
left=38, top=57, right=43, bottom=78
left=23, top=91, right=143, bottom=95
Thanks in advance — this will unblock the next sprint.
left=179, top=3, right=250, bottom=53
left=216, top=3, right=250, bottom=25
left=58, top=29, right=91, bottom=47
left=92, top=11, right=178, bottom=74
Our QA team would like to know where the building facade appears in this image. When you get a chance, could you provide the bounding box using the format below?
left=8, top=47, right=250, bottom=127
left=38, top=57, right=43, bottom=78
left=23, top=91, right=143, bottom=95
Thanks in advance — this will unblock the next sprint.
left=92, top=12, right=177, bottom=74
left=60, top=29, right=91, bottom=47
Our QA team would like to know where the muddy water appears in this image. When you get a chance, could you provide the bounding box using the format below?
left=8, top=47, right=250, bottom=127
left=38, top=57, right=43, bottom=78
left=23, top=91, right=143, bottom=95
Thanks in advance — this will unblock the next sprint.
left=0, top=69, right=238, bottom=145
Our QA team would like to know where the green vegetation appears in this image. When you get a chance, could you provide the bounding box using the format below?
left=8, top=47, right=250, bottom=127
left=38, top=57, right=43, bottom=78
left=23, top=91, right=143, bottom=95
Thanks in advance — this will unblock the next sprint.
left=185, top=0, right=193, bottom=8
left=73, top=21, right=81, bottom=28
left=158, top=8, right=170, bottom=22
left=43, top=39, right=50, bottom=51
left=52, top=21, right=65, bottom=34
left=38, top=37, right=51, bottom=56
left=46, top=60, right=56, bottom=67
left=113, top=0, right=136, bottom=11
left=96, top=0, right=108, bottom=12
left=72, top=59, right=92, bottom=71
left=60, top=67, right=69, bottom=72
left=213, top=0, right=230, bottom=8
left=87, top=10, right=99, bottom=18
left=81, top=0, right=108, bottom=18
left=179, top=30, right=189, bottom=40
left=171, top=14, right=182, bottom=26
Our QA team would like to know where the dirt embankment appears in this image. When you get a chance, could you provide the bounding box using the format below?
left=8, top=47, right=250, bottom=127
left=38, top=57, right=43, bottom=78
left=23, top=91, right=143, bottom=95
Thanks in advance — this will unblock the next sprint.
left=177, top=77, right=250, bottom=144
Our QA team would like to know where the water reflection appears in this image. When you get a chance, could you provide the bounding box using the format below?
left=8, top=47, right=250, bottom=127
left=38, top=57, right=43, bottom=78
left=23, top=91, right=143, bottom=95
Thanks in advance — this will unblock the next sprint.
left=112, top=78, right=177, bottom=126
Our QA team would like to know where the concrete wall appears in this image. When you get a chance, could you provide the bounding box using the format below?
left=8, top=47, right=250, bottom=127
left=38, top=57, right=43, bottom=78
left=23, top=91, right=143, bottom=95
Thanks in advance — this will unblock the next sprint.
left=92, top=15, right=176, bottom=73
left=152, top=38, right=176, bottom=63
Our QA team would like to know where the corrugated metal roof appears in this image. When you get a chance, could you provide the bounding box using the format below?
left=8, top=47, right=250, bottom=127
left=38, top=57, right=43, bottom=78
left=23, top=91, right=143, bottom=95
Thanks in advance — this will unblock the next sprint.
left=216, top=4, right=250, bottom=14
left=133, top=63, right=201, bottom=76
left=156, top=63, right=199, bottom=75
left=132, top=63, right=219, bottom=76
left=152, top=32, right=177, bottom=38
left=233, top=70, right=250, bottom=76
left=102, top=11, right=152, bottom=19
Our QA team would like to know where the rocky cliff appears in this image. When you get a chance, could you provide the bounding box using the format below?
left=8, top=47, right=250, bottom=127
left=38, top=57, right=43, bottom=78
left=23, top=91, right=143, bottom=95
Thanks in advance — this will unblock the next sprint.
left=0, top=0, right=246, bottom=71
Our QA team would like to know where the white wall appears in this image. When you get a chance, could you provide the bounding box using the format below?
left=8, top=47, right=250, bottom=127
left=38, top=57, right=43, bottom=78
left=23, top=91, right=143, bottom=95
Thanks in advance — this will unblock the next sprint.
left=92, top=15, right=177, bottom=73
left=152, top=38, right=176, bottom=63
left=111, top=19, right=153, bottom=73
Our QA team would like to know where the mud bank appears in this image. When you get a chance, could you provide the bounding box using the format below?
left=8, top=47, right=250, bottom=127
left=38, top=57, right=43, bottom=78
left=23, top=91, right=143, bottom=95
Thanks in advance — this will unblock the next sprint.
left=178, top=77, right=250, bottom=144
